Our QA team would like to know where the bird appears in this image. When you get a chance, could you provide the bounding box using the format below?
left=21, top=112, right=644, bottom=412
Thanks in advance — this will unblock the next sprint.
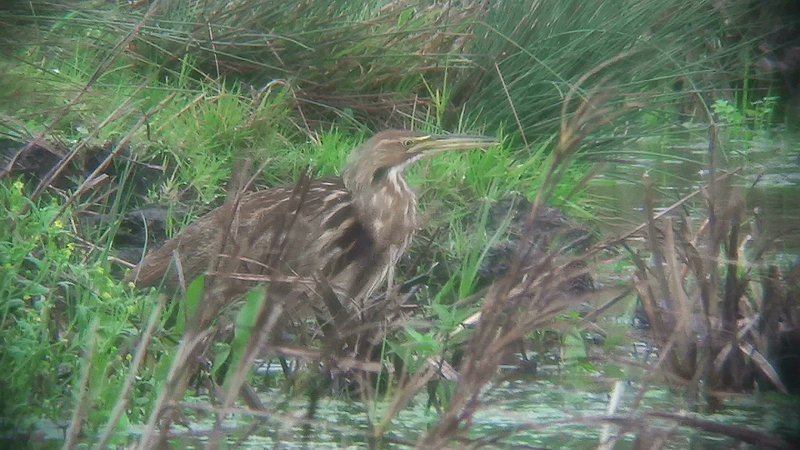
left=125, top=129, right=497, bottom=318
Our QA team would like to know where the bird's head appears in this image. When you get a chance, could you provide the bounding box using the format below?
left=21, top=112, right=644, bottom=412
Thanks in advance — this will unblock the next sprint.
left=342, top=129, right=498, bottom=194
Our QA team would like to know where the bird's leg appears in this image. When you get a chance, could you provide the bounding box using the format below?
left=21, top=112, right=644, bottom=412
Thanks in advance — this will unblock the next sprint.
left=386, top=244, right=401, bottom=296
left=172, top=250, right=187, bottom=295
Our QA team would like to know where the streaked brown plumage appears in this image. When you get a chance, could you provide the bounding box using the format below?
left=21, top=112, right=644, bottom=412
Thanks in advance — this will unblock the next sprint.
left=125, top=130, right=497, bottom=313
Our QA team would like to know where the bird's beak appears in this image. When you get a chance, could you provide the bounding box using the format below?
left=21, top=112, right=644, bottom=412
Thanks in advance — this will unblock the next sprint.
left=412, top=134, right=499, bottom=156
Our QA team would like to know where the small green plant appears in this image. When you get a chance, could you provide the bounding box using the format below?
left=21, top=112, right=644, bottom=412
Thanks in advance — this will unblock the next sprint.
left=711, top=98, right=744, bottom=126
left=711, top=97, right=776, bottom=141
left=0, top=179, right=162, bottom=434
left=747, top=96, right=777, bottom=130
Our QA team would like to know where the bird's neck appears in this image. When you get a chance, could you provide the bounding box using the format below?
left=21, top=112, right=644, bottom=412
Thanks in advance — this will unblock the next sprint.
left=344, top=167, right=417, bottom=252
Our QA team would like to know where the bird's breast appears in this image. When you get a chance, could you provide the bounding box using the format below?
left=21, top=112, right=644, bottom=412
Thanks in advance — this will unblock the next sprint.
left=368, top=183, right=417, bottom=254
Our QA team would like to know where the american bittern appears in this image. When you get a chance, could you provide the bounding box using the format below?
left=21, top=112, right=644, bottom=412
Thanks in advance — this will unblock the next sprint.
left=125, top=130, right=497, bottom=315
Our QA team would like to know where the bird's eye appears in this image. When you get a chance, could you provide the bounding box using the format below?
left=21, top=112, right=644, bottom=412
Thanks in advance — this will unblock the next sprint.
left=402, top=139, right=414, bottom=147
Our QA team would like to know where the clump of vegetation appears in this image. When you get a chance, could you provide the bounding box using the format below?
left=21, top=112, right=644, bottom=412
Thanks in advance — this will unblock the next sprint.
left=0, top=178, right=166, bottom=433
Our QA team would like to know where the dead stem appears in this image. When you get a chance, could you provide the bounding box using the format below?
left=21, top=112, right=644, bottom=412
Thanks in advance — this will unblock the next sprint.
left=419, top=58, right=632, bottom=447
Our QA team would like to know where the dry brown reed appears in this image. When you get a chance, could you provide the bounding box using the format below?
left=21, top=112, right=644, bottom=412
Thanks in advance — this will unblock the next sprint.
left=628, top=126, right=797, bottom=407
left=418, top=57, right=638, bottom=448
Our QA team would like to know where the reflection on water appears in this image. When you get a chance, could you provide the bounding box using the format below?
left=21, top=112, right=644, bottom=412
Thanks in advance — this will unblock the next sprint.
left=587, top=131, right=800, bottom=256
left=198, top=381, right=792, bottom=448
